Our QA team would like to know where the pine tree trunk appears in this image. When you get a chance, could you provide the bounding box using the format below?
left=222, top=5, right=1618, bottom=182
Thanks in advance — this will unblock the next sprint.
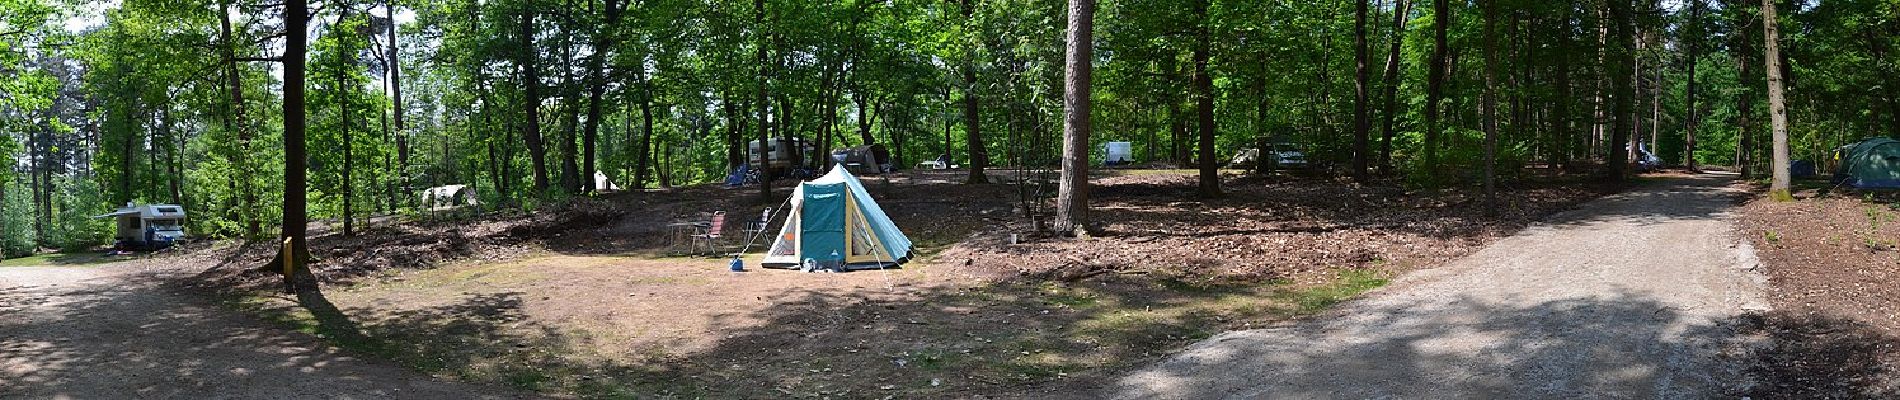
left=961, top=0, right=988, bottom=184
left=519, top=6, right=550, bottom=195
left=1351, top=0, right=1372, bottom=182
left=1607, top=0, right=1634, bottom=182
left=1763, top=0, right=1791, bottom=197
left=1194, top=0, right=1220, bottom=197
left=1054, top=0, right=1094, bottom=235
left=1685, top=0, right=1702, bottom=171
left=280, top=0, right=313, bottom=290
left=1482, top=0, right=1500, bottom=211
left=1424, top=0, right=1449, bottom=175
left=1378, top=0, right=1409, bottom=171
left=755, top=0, right=771, bottom=202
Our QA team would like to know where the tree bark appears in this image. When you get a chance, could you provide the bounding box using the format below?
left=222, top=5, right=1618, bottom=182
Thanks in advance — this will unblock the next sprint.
left=280, top=0, right=313, bottom=290
left=220, top=0, right=261, bottom=237
left=1378, top=0, right=1409, bottom=171
left=1482, top=0, right=1499, bottom=211
left=755, top=0, right=771, bottom=201
left=1054, top=0, right=1094, bottom=234
left=1193, top=0, right=1219, bottom=198
left=1351, top=0, right=1372, bottom=182
left=1762, top=0, right=1790, bottom=197
left=386, top=0, right=409, bottom=208
left=518, top=6, right=550, bottom=195
left=1684, top=0, right=1702, bottom=171
left=961, top=0, right=988, bottom=184
left=1423, top=0, right=1449, bottom=175
left=1607, top=0, right=1634, bottom=182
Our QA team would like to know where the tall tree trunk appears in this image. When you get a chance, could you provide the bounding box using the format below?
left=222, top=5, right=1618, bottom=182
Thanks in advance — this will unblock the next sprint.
left=1378, top=0, right=1409, bottom=171
left=1684, top=0, right=1702, bottom=171
left=755, top=0, right=771, bottom=201
left=221, top=0, right=260, bottom=237
left=582, top=0, right=625, bottom=192
left=337, top=15, right=355, bottom=237
left=961, top=0, right=988, bottom=184
left=1762, top=0, right=1790, bottom=197
left=1351, top=0, right=1372, bottom=182
left=1607, top=0, right=1633, bottom=181
left=855, top=88, right=874, bottom=146
left=558, top=13, right=583, bottom=194
left=519, top=6, right=550, bottom=195
left=386, top=0, right=409, bottom=207
left=1054, top=0, right=1094, bottom=234
left=281, top=0, right=313, bottom=288
left=1424, top=0, right=1450, bottom=174
left=1194, top=0, right=1220, bottom=197
left=1482, top=0, right=1500, bottom=210
left=635, top=70, right=657, bottom=188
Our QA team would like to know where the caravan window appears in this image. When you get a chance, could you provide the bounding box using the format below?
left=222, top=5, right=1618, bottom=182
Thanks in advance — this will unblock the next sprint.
left=150, top=219, right=182, bottom=230
left=157, top=207, right=181, bottom=213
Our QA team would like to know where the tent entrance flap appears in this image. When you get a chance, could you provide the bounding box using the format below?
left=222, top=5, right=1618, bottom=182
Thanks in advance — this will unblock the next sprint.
left=799, top=183, right=848, bottom=263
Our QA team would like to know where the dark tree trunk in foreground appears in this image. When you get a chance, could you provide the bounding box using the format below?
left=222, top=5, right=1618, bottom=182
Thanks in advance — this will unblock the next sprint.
left=1351, top=0, right=1371, bottom=182
left=1607, top=0, right=1634, bottom=182
left=1482, top=0, right=1500, bottom=211
left=386, top=0, right=409, bottom=206
left=337, top=17, right=355, bottom=237
left=1424, top=0, right=1449, bottom=175
left=519, top=6, right=549, bottom=195
left=755, top=0, right=771, bottom=202
left=1054, top=0, right=1094, bottom=235
left=962, top=0, right=988, bottom=184
left=1685, top=0, right=1702, bottom=171
left=1378, top=0, right=1409, bottom=171
left=1763, top=0, right=1790, bottom=197
left=281, top=0, right=313, bottom=289
left=1194, top=0, right=1220, bottom=198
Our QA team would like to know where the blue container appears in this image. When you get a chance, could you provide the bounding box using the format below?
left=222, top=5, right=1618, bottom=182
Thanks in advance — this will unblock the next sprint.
left=729, top=258, right=746, bottom=272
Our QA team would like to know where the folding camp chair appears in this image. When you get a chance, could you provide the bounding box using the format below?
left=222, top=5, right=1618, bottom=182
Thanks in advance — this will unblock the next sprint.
left=690, top=211, right=726, bottom=255
left=743, top=208, right=773, bottom=239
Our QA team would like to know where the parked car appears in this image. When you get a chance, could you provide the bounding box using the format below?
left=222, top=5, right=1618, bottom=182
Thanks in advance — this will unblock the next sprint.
left=1267, top=142, right=1308, bottom=168
left=1229, top=142, right=1309, bottom=170
left=1630, top=146, right=1661, bottom=172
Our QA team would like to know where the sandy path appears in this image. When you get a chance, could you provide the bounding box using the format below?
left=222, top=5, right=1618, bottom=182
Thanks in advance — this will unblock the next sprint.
left=0, top=264, right=531, bottom=399
left=1105, top=173, right=1771, bottom=399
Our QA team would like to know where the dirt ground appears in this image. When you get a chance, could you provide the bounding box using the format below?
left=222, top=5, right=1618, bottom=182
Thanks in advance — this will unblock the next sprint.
left=1737, top=185, right=1900, bottom=398
left=0, top=264, right=532, bottom=399
left=133, top=169, right=1619, bottom=398
left=1099, top=172, right=1769, bottom=399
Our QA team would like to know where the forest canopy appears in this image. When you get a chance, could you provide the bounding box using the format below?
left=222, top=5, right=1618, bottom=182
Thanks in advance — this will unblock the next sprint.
left=1, top=0, right=1888, bottom=256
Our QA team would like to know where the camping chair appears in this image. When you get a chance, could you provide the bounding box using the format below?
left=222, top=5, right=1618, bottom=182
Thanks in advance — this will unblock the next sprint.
left=690, top=212, right=726, bottom=255
left=743, top=207, right=773, bottom=239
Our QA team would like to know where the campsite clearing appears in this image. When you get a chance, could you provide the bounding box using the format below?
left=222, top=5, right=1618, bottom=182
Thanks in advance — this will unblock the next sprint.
left=163, top=169, right=1620, bottom=398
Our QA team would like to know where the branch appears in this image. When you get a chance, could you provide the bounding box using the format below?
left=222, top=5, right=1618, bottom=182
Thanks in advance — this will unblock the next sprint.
left=236, top=56, right=284, bottom=62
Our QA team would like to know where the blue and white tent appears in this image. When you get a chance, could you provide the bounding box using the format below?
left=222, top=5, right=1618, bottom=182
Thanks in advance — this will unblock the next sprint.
left=762, top=166, right=913, bottom=269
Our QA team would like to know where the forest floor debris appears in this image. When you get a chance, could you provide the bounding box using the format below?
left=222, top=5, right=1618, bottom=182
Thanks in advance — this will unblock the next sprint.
left=161, top=169, right=1618, bottom=398
left=1737, top=183, right=1900, bottom=398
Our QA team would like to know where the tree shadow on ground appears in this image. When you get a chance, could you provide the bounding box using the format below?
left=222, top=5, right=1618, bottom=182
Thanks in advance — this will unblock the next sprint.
left=1085, top=290, right=1900, bottom=400
left=0, top=269, right=521, bottom=399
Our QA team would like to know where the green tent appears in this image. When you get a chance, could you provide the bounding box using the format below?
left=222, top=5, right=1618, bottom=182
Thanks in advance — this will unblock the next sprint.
left=1834, top=138, right=1900, bottom=189
left=762, top=166, right=913, bottom=269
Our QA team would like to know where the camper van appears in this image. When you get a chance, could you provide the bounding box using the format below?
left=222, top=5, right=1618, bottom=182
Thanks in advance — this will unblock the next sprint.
left=95, top=203, right=187, bottom=250
left=747, top=137, right=817, bottom=179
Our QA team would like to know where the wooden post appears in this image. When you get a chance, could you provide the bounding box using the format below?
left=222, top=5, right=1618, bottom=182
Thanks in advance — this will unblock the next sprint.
left=282, top=237, right=296, bottom=293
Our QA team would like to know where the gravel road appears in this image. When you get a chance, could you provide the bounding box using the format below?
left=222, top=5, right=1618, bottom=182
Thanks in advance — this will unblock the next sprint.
left=0, top=264, right=530, bottom=399
left=1106, top=173, right=1771, bottom=399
